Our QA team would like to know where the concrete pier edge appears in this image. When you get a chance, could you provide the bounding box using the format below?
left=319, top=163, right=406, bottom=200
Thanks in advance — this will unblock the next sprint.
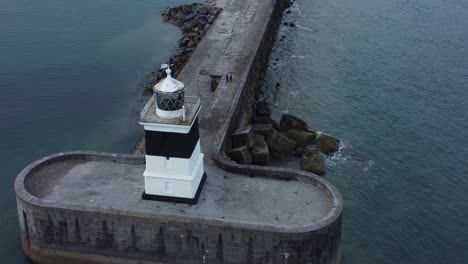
left=15, top=151, right=341, bottom=234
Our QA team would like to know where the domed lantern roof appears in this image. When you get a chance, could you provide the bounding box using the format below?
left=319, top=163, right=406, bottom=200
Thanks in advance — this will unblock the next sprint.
left=153, top=68, right=185, bottom=93
left=153, top=68, right=186, bottom=119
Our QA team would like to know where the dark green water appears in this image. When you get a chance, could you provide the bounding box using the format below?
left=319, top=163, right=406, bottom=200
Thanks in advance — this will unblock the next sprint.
left=0, top=0, right=198, bottom=262
left=261, top=0, right=468, bottom=263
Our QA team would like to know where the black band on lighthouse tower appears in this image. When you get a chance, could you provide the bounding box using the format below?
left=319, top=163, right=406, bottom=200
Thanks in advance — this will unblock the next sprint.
left=144, top=117, right=200, bottom=159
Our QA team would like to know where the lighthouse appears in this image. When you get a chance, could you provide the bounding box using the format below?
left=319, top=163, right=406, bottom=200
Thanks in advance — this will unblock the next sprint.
left=139, top=67, right=206, bottom=204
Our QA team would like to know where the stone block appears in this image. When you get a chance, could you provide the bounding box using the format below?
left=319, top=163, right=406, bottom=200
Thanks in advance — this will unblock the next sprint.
left=279, top=114, right=308, bottom=131
left=286, top=129, right=317, bottom=147
left=231, top=126, right=254, bottom=149
left=227, top=146, right=252, bottom=164
left=316, top=134, right=340, bottom=154
left=300, top=147, right=325, bottom=176
left=252, top=123, right=273, bottom=136
left=265, top=129, right=296, bottom=155
left=251, top=135, right=270, bottom=164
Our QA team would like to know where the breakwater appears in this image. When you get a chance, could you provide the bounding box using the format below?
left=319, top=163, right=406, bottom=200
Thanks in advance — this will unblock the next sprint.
left=15, top=0, right=343, bottom=263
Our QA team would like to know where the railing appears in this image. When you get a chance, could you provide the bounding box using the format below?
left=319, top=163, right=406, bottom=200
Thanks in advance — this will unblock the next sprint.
left=154, top=89, right=185, bottom=111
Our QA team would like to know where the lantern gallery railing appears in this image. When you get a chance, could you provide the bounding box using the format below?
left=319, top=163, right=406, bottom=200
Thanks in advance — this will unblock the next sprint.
left=154, top=89, right=185, bottom=111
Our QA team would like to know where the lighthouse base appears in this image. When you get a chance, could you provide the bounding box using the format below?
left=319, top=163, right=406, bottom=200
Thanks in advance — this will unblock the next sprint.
left=141, top=172, right=206, bottom=204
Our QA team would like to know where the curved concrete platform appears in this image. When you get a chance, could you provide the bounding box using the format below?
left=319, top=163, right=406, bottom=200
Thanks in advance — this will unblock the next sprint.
left=16, top=151, right=341, bottom=263
left=17, top=152, right=338, bottom=234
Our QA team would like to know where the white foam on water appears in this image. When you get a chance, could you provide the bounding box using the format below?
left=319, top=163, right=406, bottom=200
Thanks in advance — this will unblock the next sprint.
left=323, top=141, right=375, bottom=174
left=325, top=141, right=351, bottom=167
left=288, top=90, right=300, bottom=97
left=290, top=3, right=305, bottom=17
left=363, top=160, right=375, bottom=172
left=296, top=24, right=315, bottom=32
left=291, top=55, right=305, bottom=59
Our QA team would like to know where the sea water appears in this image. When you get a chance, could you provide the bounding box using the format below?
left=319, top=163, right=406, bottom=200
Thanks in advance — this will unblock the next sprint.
left=260, top=0, right=468, bottom=263
left=0, top=0, right=199, bottom=262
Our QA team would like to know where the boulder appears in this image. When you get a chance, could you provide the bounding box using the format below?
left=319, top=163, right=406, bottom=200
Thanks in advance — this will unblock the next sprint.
left=252, top=123, right=272, bottom=136
left=300, top=147, right=325, bottom=176
left=292, top=146, right=305, bottom=157
left=179, top=36, right=191, bottom=47
left=184, top=13, right=197, bottom=22
left=162, top=8, right=170, bottom=16
left=197, top=7, right=208, bottom=15
left=265, top=129, right=296, bottom=155
left=270, top=119, right=281, bottom=131
left=175, top=20, right=184, bottom=27
left=187, top=31, right=199, bottom=39
left=279, top=114, right=308, bottom=131
left=316, top=134, right=340, bottom=154
left=251, top=135, right=270, bottom=164
left=228, top=146, right=251, bottom=164
left=231, top=126, right=254, bottom=149
left=187, top=40, right=196, bottom=48
left=197, top=18, right=208, bottom=26
left=286, top=129, right=317, bottom=147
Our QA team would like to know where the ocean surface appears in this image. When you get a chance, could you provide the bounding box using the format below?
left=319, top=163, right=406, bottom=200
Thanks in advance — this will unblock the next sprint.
left=260, top=0, right=468, bottom=263
left=0, top=0, right=198, bottom=262
left=1, top=0, right=467, bottom=263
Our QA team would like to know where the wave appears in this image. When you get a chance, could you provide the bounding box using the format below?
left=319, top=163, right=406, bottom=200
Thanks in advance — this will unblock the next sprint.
left=325, top=141, right=350, bottom=166
left=291, top=55, right=305, bottom=59
left=288, top=90, right=300, bottom=97
left=324, top=140, right=375, bottom=173
left=296, top=24, right=319, bottom=33
left=363, top=160, right=375, bottom=172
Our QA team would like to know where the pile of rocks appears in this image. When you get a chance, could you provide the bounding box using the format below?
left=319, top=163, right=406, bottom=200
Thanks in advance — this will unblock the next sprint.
left=227, top=103, right=340, bottom=176
left=143, top=3, right=222, bottom=94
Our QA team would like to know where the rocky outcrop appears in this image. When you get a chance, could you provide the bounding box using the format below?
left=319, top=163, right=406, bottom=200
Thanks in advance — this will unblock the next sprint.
left=265, top=128, right=296, bottom=155
left=162, top=3, right=221, bottom=35
left=251, top=135, right=270, bottom=164
left=280, top=114, right=308, bottom=131
left=300, top=147, right=325, bottom=176
left=292, top=146, right=305, bottom=157
left=143, top=3, right=222, bottom=94
left=286, top=129, right=316, bottom=147
left=231, top=126, right=255, bottom=149
left=316, top=134, right=340, bottom=154
left=229, top=107, right=341, bottom=175
left=228, top=146, right=252, bottom=164
left=252, top=123, right=273, bottom=136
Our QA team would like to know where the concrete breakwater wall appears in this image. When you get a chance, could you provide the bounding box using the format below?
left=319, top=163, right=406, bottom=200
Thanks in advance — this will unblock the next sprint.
left=15, top=0, right=343, bottom=263
left=210, top=0, right=343, bottom=263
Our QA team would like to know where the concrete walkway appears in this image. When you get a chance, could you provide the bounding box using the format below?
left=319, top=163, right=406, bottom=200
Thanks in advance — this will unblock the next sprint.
left=180, top=0, right=272, bottom=169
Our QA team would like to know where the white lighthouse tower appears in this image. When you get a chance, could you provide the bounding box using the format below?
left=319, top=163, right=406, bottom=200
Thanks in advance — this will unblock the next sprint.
left=139, top=67, right=206, bottom=204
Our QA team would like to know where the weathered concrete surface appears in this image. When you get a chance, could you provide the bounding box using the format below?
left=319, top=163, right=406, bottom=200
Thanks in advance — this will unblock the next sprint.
left=15, top=0, right=343, bottom=263
left=17, top=152, right=341, bottom=264
left=25, top=154, right=332, bottom=230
